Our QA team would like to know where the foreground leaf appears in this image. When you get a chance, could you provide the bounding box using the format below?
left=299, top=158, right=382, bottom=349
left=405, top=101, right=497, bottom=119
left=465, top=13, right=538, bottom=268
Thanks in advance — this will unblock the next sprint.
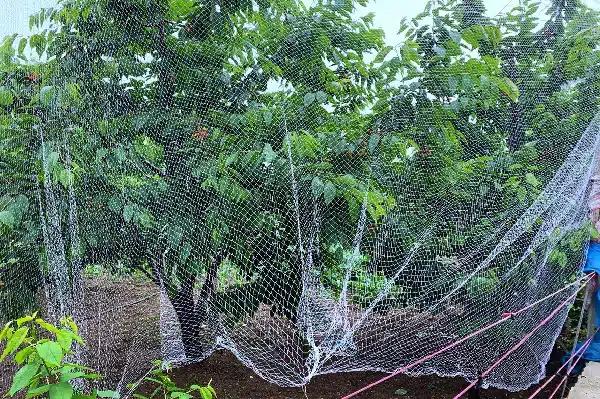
left=9, top=361, right=41, bottom=395
left=49, top=382, right=73, bottom=399
left=1, top=327, right=29, bottom=362
left=36, top=341, right=64, bottom=367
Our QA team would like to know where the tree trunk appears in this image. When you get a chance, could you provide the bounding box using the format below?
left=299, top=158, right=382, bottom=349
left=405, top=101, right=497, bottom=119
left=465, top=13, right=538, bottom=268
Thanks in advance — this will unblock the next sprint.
left=171, top=254, right=221, bottom=360
left=173, top=272, right=202, bottom=359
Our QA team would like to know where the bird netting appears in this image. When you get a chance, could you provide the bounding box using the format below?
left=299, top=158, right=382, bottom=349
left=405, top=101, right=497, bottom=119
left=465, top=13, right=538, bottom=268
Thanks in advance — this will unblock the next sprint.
left=2, top=0, right=600, bottom=394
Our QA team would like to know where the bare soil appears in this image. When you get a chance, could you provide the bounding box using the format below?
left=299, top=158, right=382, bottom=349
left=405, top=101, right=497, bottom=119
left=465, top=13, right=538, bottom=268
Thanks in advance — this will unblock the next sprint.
left=166, top=347, right=579, bottom=399
left=0, top=278, right=583, bottom=398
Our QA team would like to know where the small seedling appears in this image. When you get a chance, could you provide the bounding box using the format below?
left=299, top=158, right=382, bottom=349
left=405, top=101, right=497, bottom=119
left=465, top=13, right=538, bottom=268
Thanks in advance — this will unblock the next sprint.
left=129, top=360, right=216, bottom=399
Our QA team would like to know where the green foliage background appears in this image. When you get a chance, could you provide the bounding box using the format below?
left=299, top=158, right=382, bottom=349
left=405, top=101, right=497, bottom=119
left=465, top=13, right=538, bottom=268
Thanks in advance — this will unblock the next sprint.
left=1, top=0, right=599, bottom=360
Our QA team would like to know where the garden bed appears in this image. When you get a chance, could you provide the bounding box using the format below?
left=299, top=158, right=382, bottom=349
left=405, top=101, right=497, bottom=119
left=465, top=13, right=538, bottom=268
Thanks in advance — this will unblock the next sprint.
left=86, top=279, right=582, bottom=398
left=0, top=278, right=583, bottom=398
left=164, top=347, right=579, bottom=399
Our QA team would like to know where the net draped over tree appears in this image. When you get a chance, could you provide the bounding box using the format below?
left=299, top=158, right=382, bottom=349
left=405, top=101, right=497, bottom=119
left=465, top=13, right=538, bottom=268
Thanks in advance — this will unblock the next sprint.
left=2, top=0, right=600, bottom=392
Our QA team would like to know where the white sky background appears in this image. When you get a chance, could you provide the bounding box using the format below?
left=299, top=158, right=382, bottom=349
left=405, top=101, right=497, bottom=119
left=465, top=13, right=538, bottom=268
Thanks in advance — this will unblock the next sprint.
left=1, top=0, right=600, bottom=47
left=0, top=0, right=560, bottom=39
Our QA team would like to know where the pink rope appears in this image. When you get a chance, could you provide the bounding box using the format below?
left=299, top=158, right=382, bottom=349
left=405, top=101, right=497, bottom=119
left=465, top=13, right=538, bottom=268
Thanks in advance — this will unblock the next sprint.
left=546, top=328, right=599, bottom=399
left=452, top=278, right=592, bottom=399
left=527, top=327, right=599, bottom=398
left=340, top=274, right=593, bottom=399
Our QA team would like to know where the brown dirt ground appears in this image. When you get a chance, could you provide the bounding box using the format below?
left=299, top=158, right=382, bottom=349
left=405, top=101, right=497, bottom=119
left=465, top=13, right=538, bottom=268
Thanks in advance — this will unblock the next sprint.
left=166, top=347, right=580, bottom=399
left=0, top=278, right=584, bottom=398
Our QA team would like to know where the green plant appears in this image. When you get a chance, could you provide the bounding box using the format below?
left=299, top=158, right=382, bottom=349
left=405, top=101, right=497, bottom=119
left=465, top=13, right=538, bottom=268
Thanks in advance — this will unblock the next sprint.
left=2, top=0, right=600, bottom=362
left=129, top=360, right=216, bottom=399
left=0, top=313, right=119, bottom=399
left=321, top=245, right=403, bottom=306
left=1, top=316, right=217, bottom=399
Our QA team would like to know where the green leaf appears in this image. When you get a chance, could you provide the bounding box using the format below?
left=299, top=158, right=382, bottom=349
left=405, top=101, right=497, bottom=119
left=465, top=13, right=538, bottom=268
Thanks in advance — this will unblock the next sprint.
left=368, top=134, right=380, bottom=153
left=58, top=168, right=72, bottom=188
left=9, top=361, right=42, bottom=395
left=179, top=241, right=192, bottom=264
left=480, top=74, right=490, bottom=89
left=525, top=173, right=541, bottom=188
left=14, top=347, right=35, bottom=365
left=497, top=77, right=519, bottom=102
left=0, top=34, right=17, bottom=61
left=0, top=86, right=14, bottom=105
left=29, top=34, right=46, bottom=57
left=96, top=390, right=120, bottom=398
left=123, top=204, right=136, bottom=223
left=0, top=321, right=13, bottom=340
left=303, top=92, right=316, bottom=107
left=324, top=181, right=336, bottom=206
left=6, top=195, right=29, bottom=225
left=36, top=341, right=64, bottom=367
left=171, top=393, right=192, bottom=399
left=56, top=330, right=73, bottom=352
left=311, top=176, right=324, bottom=198
left=315, top=91, right=328, bottom=104
left=18, top=38, right=27, bottom=55
left=484, top=26, right=502, bottom=47
left=0, top=210, right=15, bottom=228
left=168, top=0, right=198, bottom=19
left=167, top=224, right=184, bottom=249
left=60, top=372, right=86, bottom=382
left=135, top=210, right=154, bottom=228
left=49, top=382, right=73, bottom=399
left=448, top=76, right=458, bottom=93
left=263, top=111, right=273, bottom=125
left=108, top=196, right=122, bottom=212
left=27, top=384, right=51, bottom=399
left=46, top=151, right=60, bottom=172
left=327, top=81, right=342, bottom=93
left=61, top=363, right=92, bottom=371
left=198, top=388, right=213, bottom=399
left=16, top=314, right=36, bottom=327
left=35, top=319, right=59, bottom=334
left=374, top=45, right=393, bottom=63
left=517, top=186, right=527, bottom=202
left=550, top=249, right=568, bottom=267
left=462, top=27, right=483, bottom=48
left=66, top=320, right=78, bottom=335
left=449, top=30, right=461, bottom=44
left=1, top=326, right=29, bottom=361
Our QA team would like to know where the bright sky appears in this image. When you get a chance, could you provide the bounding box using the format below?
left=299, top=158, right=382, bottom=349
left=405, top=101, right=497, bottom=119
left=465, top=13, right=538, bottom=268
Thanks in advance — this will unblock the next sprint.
left=0, top=0, right=530, bottom=40
left=1, top=0, right=600, bottom=44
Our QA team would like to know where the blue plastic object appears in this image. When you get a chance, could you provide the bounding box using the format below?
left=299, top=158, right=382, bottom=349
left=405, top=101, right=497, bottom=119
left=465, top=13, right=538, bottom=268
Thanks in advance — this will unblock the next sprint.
left=561, top=242, right=600, bottom=373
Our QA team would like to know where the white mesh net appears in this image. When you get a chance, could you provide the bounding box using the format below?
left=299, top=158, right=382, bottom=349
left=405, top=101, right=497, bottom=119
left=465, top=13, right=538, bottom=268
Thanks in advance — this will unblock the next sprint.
left=2, top=0, right=600, bottom=394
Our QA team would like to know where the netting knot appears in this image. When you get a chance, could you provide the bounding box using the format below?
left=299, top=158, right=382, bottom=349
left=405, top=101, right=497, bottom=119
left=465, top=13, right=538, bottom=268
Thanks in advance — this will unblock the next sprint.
left=501, top=312, right=515, bottom=320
